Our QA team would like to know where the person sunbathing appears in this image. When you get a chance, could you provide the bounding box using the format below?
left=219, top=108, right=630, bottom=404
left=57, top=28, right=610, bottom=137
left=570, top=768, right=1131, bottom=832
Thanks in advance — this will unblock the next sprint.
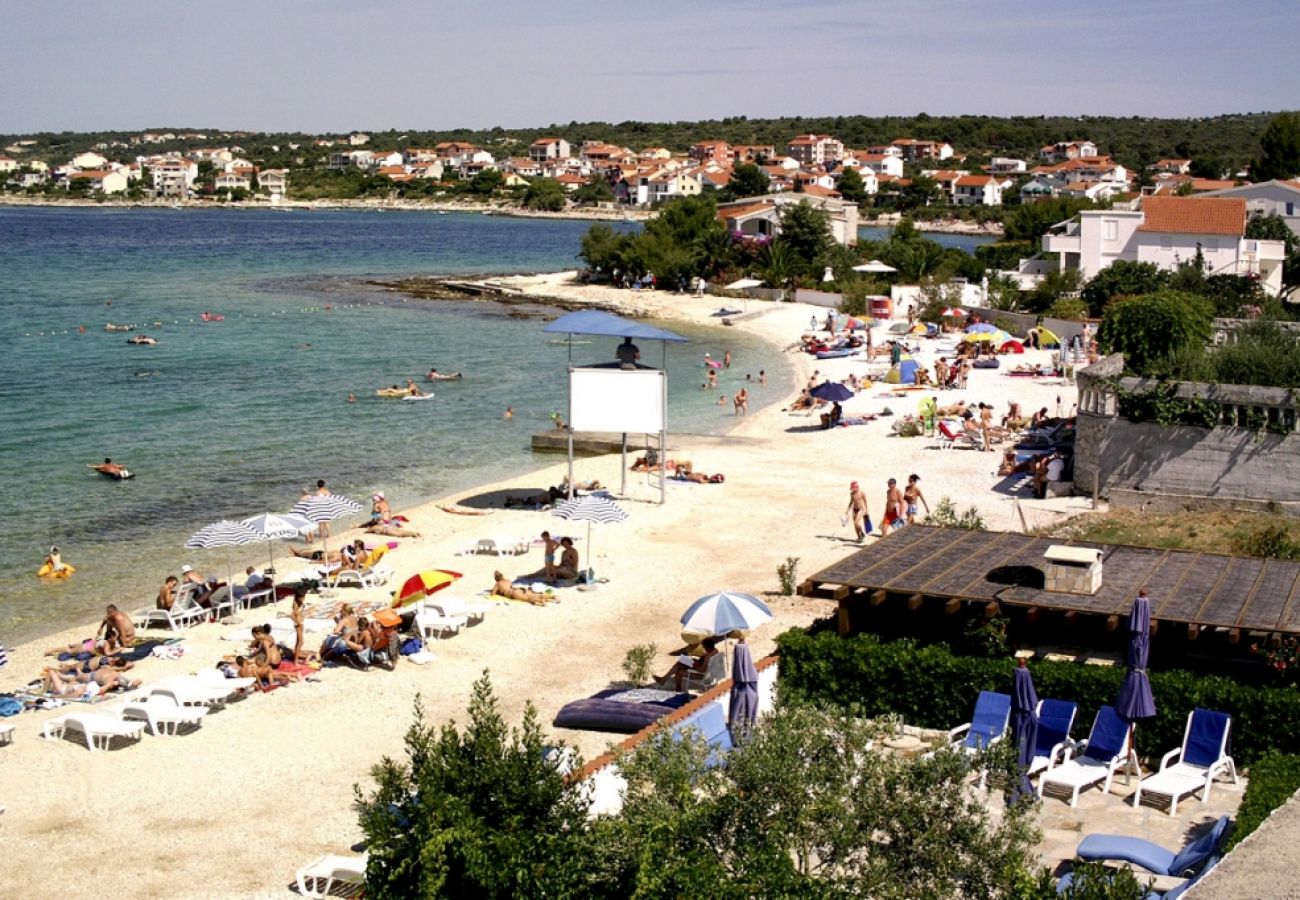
left=820, top=401, right=843, bottom=429
left=654, top=637, right=721, bottom=691
left=492, top=571, right=552, bottom=606
left=289, top=546, right=346, bottom=563
left=42, top=665, right=134, bottom=697
left=44, top=637, right=109, bottom=658
left=560, top=476, right=603, bottom=492
left=363, top=521, right=421, bottom=538
left=250, top=652, right=299, bottom=688
left=504, top=484, right=567, bottom=508
left=631, top=455, right=689, bottom=473
left=936, top=400, right=968, bottom=418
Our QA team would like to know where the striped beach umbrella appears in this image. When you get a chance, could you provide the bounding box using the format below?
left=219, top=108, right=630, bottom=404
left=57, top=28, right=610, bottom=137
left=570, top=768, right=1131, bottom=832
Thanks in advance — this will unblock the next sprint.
left=550, top=495, right=627, bottom=582
left=184, top=520, right=263, bottom=606
left=291, top=493, right=363, bottom=564
left=680, top=591, right=773, bottom=637
left=241, top=512, right=315, bottom=606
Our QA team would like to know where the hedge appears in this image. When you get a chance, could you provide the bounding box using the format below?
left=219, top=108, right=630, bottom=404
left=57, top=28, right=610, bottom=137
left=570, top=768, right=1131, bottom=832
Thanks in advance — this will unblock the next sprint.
left=1226, top=753, right=1300, bottom=850
left=776, top=630, right=1300, bottom=767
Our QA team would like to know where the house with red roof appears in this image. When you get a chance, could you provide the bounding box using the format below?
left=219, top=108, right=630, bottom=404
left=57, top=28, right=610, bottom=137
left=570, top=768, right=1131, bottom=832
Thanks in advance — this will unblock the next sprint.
left=1039, top=140, right=1098, bottom=163
left=953, top=174, right=1003, bottom=206
left=690, top=140, right=734, bottom=166
left=529, top=137, right=570, bottom=162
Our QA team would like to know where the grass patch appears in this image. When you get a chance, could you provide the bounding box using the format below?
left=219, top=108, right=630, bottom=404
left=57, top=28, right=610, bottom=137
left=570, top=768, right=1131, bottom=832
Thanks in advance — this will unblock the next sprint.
left=1042, top=509, right=1300, bottom=557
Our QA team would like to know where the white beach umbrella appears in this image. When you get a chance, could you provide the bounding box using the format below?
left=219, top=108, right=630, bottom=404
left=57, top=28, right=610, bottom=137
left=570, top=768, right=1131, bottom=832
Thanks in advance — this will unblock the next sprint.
left=680, top=591, right=773, bottom=637
left=241, top=511, right=315, bottom=605
left=852, top=259, right=898, bottom=274
left=550, top=495, right=628, bottom=583
left=184, top=520, right=263, bottom=606
left=291, top=493, right=363, bottom=564
left=724, top=278, right=765, bottom=290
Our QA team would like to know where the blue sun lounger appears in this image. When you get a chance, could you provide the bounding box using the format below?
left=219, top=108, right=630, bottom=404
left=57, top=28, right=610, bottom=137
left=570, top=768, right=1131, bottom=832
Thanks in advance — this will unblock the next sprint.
left=1075, top=814, right=1230, bottom=878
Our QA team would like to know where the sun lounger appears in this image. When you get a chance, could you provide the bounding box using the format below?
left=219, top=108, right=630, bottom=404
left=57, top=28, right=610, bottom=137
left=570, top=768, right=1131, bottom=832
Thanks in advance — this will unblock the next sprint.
left=43, top=711, right=147, bottom=751
left=414, top=603, right=467, bottom=641
left=0, top=723, right=14, bottom=745
left=1027, top=699, right=1078, bottom=778
left=1075, top=814, right=1230, bottom=878
left=296, top=852, right=368, bottom=899
left=147, top=674, right=248, bottom=708
left=1133, top=709, right=1237, bottom=816
left=328, top=562, right=395, bottom=589
left=936, top=420, right=980, bottom=449
left=431, top=594, right=489, bottom=625
left=132, top=584, right=209, bottom=631
left=1038, top=705, right=1138, bottom=806
left=121, top=694, right=208, bottom=736
left=948, top=690, right=1012, bottom=753
left=1054, top=867, right=1211, bottom=899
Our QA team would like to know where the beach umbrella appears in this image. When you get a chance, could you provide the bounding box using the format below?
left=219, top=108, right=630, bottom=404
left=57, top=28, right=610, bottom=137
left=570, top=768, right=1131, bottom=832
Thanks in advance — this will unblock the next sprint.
left=550, top=495, right=628, bottom=583
left=1008, top=661, right=1040, bottom=807
left=724, top=277, right=764, bottom=290
left=291, top=493, right=363, bottom=563
left=680, top=591, right=773, bottom=637
left=962, top=330, right=1012, bottom=345
left=941, top=307, right=967, bottom=318
left=1116, top=592, right=1157, bottom=757
left=184, top=520, right=262, bottom=608
left=241, top=511, right=314, bottom=606
left=392, top=569, right=463, bottom=608
left=729, top=639, right=760, bottom=732
left=852, top=259, right=897, bottom=274
left=810, top=380, right=854, bottom=402
left=1001, top=340, right=1025, bottom=354
left=888, top=322, right=911, bottom=334
left=884, top=352, right=919, bottom=385
left=966, top=322, right=1000, bottom=334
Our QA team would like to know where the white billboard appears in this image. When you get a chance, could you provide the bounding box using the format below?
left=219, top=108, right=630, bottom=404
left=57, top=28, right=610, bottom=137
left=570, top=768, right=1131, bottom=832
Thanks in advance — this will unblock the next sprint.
left=568, top=367, right=666, bottom=434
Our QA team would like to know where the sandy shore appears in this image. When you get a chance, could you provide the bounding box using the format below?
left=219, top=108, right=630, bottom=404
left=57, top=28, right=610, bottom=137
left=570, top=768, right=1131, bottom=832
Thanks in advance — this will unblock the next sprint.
left=0, top=274, right=1088, bottom=898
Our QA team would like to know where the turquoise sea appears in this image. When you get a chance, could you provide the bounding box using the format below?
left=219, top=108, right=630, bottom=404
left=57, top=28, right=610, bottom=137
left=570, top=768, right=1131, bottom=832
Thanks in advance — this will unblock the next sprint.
left=0, top=207, right=790, bottom=643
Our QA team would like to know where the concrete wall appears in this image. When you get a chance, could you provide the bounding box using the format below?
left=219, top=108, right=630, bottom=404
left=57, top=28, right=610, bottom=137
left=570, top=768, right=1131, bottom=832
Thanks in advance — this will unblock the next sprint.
left=1074, top=354, right=1300, bottom=512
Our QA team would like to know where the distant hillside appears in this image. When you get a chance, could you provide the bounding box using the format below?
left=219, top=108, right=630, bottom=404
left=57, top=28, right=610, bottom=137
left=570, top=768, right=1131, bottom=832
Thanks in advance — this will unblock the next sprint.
left=2, top=112, right=1291, bottom=171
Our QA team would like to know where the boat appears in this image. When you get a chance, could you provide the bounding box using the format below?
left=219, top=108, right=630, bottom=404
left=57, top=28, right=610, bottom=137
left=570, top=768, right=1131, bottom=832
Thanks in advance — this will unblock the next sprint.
left=37, top=562, right=76, bottom=578
left=401, top=392, right=435, bottom=402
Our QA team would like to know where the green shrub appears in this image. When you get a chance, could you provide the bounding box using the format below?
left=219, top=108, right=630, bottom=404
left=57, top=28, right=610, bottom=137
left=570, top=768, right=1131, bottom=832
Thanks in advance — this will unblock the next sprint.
left=1227, top=753, right=1300, bottom=850
left=774, top=630, right=1300, bottom=766
left=777, top=557, right=799, bottom=596
left=622, top=643, right=658, bottom=685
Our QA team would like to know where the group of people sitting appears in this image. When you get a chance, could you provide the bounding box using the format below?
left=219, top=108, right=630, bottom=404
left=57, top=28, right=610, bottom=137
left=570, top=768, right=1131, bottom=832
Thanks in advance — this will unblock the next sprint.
left=318, top=604, right=401, bottom=670
left=40, top=612, right=142, bottom=698
left=158, top=565, right=272, bottom=612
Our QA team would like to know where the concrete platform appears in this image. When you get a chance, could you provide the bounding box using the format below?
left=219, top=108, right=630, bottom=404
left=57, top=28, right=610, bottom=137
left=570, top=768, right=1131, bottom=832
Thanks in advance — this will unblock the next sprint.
left=530, top=430, right=767, bottom=454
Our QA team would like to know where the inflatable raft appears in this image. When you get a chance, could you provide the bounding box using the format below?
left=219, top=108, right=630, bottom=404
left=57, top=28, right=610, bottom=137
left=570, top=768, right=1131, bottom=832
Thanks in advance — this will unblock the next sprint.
left=38, top=562, right=76, bottom=578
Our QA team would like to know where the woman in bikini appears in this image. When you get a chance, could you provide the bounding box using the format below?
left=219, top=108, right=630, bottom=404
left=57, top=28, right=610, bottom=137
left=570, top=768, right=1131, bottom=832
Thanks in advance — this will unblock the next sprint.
left=903, top=474, right=930, bottom=525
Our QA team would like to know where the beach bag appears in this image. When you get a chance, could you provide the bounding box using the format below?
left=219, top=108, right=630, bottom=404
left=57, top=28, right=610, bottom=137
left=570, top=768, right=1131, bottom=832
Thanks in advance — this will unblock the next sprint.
left=0, top=697, right=21, bottom=717
left=864, top=516, right=874, bottom=534
left=400, top=636, right=424, bottom=656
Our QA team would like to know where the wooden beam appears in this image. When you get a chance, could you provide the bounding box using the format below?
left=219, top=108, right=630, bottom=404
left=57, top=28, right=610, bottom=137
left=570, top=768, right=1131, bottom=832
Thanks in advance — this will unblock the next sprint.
left=796, top=579, right=816, bottom=597
left=1105, top=615, right=1119, bottom=633
left=907, top=594, right=924, bottom=611
left=870, top=590, right=888, bottom=606
left=945, top=598, right=962, bottom=615
left=1187, top=624, right=1200, bottom=641
left=837, top=601, right=850, bottom=636
left=1025, top=606, right=1040, bottom=624
left=832, top=584, right=851, bottom=602
left=984, top=600, right=1000, bottom=619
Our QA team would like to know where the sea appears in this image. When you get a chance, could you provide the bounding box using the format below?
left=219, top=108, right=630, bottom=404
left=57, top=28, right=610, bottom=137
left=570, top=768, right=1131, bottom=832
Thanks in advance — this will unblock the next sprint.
left=0, top=206, right=797, bottom=643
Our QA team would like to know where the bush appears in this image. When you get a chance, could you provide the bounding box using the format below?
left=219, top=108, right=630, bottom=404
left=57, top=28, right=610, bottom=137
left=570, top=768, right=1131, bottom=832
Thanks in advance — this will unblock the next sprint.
left=1096, top=289, right=1214, bottom=376
left=777, top=557, right=799, bottom=596
left=1227, top=753, right=1300, bottom=850
left=774, top=630, right=1300, bottom=766
left=928, top=496, right=987, bottom=530
left=622, top=643, right=658, bottom=685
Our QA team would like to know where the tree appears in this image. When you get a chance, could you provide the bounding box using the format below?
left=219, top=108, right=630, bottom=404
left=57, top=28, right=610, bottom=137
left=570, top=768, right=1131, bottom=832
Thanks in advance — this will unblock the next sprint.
left=1252, top=112, right=1300, bottom=182
left=355, top=676, right=594, bottom=898
left=1081, top=260, right=1167, bottom=316
left=578, top=223, right=632, bottom=273
left=522, top=177, right=566, bottom=211
left=465, top=168, right=504, bottom=196
left=725, top=162, right=771, bottom=200
left=572, top=178, right=614, bottom=205
left=837, top=166, right=868, bottom=204
left=776, top=201, right=833, bottom=278
left=757, top=241, right=796, bottom=293
left=1188, top=156, right=1224, bottom=179
left=881, top=235, right=946, bottom=282
left=1004, top=197, right=1101, bottom=244
left=899, top=175, right=941, bottom=211
left=1096, top=288, right=1214, bottom=376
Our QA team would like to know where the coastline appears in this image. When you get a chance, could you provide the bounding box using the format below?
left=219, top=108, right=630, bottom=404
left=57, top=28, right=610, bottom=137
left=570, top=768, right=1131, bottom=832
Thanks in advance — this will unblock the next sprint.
left=0, top=271, right=1085, bottom=898
left=0, top=195, right=1002, bottom=235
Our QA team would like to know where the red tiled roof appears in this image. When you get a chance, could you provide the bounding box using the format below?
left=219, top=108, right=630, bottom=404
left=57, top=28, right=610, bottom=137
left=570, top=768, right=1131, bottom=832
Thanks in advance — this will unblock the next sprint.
left=955, top=175, right=994, bottom=187
left=718, top=202, right=775, bottom=220
left=1138, top=196, right=1247, bottom=236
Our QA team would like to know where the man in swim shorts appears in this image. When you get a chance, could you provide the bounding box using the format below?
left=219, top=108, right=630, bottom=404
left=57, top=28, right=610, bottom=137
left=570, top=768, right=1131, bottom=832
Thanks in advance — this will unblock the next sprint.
left=881, top=478, right=905, bottom=537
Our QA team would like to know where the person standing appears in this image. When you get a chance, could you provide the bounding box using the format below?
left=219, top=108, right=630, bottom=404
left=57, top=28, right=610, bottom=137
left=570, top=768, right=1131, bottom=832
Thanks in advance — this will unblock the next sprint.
left=903, top=474, right=930, bottom=524
left=845, top=481, right=869, bottom=541
left=733, top=387, right=748, bottom=416
left=315, top=479, right=332, bottom=539
left=881, top=478, right=905, bottom=537
left=723, top=350, right=732, bottom=369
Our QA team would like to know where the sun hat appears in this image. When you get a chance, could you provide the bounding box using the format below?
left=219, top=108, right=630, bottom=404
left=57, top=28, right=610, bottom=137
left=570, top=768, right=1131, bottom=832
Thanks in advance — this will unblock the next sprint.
left=181, top=564, right=192, bottom=573
left=850, top=481, right=859, bottom=490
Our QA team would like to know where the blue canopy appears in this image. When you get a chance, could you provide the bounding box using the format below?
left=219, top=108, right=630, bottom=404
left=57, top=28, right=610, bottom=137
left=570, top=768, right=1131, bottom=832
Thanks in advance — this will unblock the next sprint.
left=543, top=310, right=688, bottom=343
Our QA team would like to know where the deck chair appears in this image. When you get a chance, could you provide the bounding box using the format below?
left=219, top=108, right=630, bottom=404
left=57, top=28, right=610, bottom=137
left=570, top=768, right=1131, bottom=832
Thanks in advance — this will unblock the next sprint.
left=132, top=583, right=208, bottom=631
left=947, top=690, right=1012, bottom=753
left=1038, top=705, right=1138, bottom=806
left=1134, top=709, right=1237, bottom=816
left=414, top=603, right=467, bottom=641
left=432, top=594, right=489, bottom=625
left=937, top=420, right=979, bottom=449
left=296, top=852, right=368, bottom=899
left=0, top=723, right=14, bottom=746
left=205, top=585, right=241, bottom=620
left=43, top=711, right=147, bottom=751
left=1027, top=698, right=1078, bottom=777
left=1055, top=864, right=1215, bottom=900
left=1076, top=814, right=1230, bottom=878
left=147, top=674, right=247, bottom=708
left=329, top=562, right=394, bottom=589
left=684, top=650, right=728, bottom=692
left=121, top=695, right=208, bottom=736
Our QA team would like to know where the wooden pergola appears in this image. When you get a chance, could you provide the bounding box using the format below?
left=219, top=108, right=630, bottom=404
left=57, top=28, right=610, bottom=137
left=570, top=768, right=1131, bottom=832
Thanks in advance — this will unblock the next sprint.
left=800, top=525, right=1300, bottom=642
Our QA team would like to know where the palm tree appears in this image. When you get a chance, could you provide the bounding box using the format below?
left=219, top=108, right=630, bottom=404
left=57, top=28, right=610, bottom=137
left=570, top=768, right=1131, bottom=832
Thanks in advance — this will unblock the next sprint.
left=757, top=241, right=796, bottom=298
left=692, top=228, right=734, bottom=279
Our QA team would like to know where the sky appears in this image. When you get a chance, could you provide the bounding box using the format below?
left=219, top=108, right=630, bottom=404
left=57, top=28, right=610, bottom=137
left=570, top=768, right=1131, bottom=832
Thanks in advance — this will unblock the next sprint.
left=2, top=0, right=1297, bottom=134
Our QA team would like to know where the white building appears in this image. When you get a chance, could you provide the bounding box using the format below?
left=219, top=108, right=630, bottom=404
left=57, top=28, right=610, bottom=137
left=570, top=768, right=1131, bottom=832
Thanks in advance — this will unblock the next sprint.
left=717, top=193, right=859, bottom=246
left=0, top=156, right=17, bottom=173
left=70, top=169, right=127, bottom=195
left=989, top=157, right=1027, bottom=174
left=258, top=169, right=288, bottom=200
left=215, top=172, right=251, bottom=192
left=70, top=151, right=108, bottom=170
left=1041, top=196, right=1286, bottom=295
left=855, top=152, right=904, bottom=178
left=1197, top=179, right=1300, bottom=239
left=1039, top=140, right=1098, bottom=163
left=786, top=134, right=844, bottom=165
left=953, top=175, right=1003, bottom=206
left=150, top=159, right=198, bottom=197
left=529, top=137, right=571, bottom=162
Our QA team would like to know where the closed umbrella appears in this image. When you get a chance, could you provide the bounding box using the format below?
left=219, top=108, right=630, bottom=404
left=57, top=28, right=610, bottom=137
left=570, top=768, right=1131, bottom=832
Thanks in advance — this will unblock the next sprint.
left=680, top=591, right=773, bottom=637
left=809, top=380, right=854, bottom=402
left=184, top=520, right=262, bottom=609
left=1009, top=661, right=1040, bottom=807
left=729, top=639, right=760, bottom=731
left=1116, top=591, right=1157, bottom=760
left=291, top=493, right=363, bottom=565
left=550, top=495, right=628, bottom=585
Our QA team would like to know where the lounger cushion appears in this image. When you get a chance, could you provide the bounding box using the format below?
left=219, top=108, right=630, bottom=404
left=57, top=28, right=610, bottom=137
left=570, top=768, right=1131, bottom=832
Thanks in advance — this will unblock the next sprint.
left=1077, top=816, right=1228, bottom=877
left=553, top=689, right=691, bottom=734
left=1184, top=709, right=1230, bottom=768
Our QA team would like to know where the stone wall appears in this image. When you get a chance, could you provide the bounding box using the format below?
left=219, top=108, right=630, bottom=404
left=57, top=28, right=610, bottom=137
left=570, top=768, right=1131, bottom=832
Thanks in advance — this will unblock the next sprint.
left=1074, top=354, right=1300, bottom=512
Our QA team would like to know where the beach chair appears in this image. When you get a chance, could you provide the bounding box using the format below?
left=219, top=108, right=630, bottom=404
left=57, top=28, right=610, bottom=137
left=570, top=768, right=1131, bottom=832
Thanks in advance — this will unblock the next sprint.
left=205, top=585, right=241, bottom=620
left=947, top=691, right=1012, bottom=754
left=147, top=674, right=248, bottom=709
left=132, top=583, right=208, bottom=631
left=0, top=723, right=14, bottom=745
left=937, top=420, right=979, bottom=449
left=1037, top=705, right=1138, bottom=806
left=1027, top=698, right=1078, bottom=778
left=1075, top=814, right=1230, bottom=878
left=414, top=602, right=467, bottom=641
left=295, top=852, right=368, bottom=899
left=683, top=651, right=728, bottom=692
left=43, top=711, right=147, bottom=751
left=121, top=694, right=208, bottom=736
left=1054, top=865, right=1213, bottom=899
left=1133, top=709, right=1237, bottom=816
left=432, top=594, right=489, bottom=625
left=329, top=561, right=394, bottom=589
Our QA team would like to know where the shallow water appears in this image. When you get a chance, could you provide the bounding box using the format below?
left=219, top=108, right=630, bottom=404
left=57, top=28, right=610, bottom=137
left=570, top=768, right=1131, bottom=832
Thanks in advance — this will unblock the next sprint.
left=0, top=207, right=791, bottom=642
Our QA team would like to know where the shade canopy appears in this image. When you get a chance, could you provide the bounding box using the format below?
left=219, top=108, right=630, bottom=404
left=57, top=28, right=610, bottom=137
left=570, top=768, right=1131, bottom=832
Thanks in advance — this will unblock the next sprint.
left=550, top=495, right=628, bottom=526
left=962, top=330, right=1012, bottom=344
left=966, top=323, right=1001, bottom=334
left=184, top=521, right=261, bottom=549
left=1116, top=594, right=1157, bottom=722
left=241, top=512, right=314, bottom=540
left=852, top=259, right=897, bottom=273
left=681, top=591, right=773, bottom=636
left=542, top=310, right=688, bottom=343
left=810, top=381, right=855, bottom=402
left=291, top=493, right=363, bottom=523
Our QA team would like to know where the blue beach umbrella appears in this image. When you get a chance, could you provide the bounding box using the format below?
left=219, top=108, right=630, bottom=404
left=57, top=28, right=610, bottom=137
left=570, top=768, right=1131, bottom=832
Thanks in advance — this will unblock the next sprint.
left=966, top=322, right=1000, bottom=334
left=729, top=639, right=760, bottom=731
left=809, top=380, right=855, bottom=403
left=1116, top=592, right=1157, bottom=739
left=680, top=591, right=773, bottom=637
left=1008, top=662, right=1040, bottom=806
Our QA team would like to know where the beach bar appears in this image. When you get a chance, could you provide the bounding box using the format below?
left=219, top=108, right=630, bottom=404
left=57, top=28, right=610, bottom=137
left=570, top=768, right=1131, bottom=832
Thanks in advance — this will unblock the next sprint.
left=800, top=525, right=1300, bottom=644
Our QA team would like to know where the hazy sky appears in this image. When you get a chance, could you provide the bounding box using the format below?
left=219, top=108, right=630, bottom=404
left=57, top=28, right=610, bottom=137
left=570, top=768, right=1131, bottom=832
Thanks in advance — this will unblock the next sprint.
left=2, top=0, right=1296, bottom=133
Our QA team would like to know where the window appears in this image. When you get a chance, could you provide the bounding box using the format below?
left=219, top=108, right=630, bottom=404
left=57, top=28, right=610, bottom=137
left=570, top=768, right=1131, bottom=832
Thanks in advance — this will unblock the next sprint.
left=1160, top=236, right=1173, bottom=250
left=1203, top=238, right=1218, bottom=252
left=1287, top=202, right=1295, bottom=216
left=1103, top=219, right=1118, bottom=241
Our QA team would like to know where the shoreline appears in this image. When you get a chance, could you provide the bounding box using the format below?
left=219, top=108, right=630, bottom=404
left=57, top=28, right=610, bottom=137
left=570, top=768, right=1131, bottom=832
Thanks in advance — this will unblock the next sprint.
left=0, top=271, right=1087, bottom=898
left=0, top=195, right=1002, bottom=235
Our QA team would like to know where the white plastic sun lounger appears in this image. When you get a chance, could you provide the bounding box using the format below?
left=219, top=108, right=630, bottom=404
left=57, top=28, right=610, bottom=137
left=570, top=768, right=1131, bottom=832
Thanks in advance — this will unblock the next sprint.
left=414, top=603, right=468, bottom=641
left=147, top=674, right=250, bottom=708
left=0, top=722, right=14, bottom=745
left=43, top=711, right=147, bottom=751
left=296, top=852, right=368, bottom=899
left=121, top=695, right=208, bottom=736
left=430, top=594, right=489, bottom=625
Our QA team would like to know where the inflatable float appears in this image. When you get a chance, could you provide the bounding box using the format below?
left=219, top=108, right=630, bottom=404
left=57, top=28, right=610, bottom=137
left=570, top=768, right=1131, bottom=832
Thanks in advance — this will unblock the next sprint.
left=94, top=467, right=134, bottom=480
left=401, top=393, right=435, bottom=402
left=375, top=388, right=409, bottom=398
left=38, top=562, right=76, bottom=578
left=426, top=372, right=463, bottom=381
